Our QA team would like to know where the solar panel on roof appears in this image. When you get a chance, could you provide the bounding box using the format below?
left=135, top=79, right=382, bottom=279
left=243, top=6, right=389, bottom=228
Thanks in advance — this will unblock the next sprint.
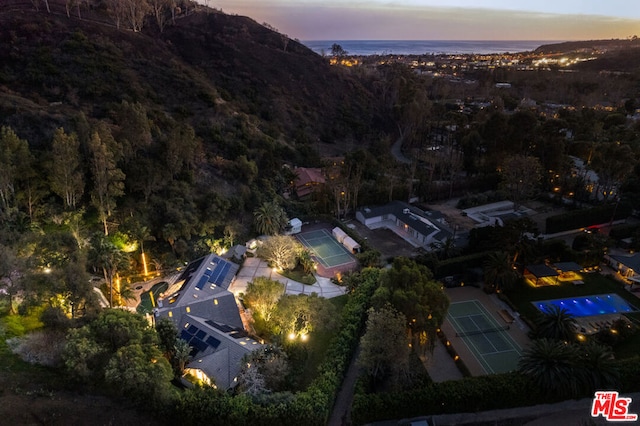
left=229, top=330, right=248, bottom=339
left=180, top=330, right=191, bottom=341
left=195, top=329, right=206, bottom=340
left=206, top=336, right=221, bottom=349
left=195, top=275, right=208, bottom=290
left=215, top=263, right=231, bottom=285
left=187, top=325, right=198, bottom=334
left=208, top=262, right=225, bottom=284
left=203, top=269, right=213, bottom=277
left=191, top=338, right=208, bottom=353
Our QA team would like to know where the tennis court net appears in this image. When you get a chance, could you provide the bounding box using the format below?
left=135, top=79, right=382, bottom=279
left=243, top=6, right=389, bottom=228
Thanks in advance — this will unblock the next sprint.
left=455, top=324, right=510, bottom=337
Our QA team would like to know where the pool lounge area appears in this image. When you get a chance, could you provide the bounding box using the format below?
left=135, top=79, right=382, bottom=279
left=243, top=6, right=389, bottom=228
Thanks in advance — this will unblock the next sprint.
left=533, top=293, right=638, bottom=335
left=533, top=293, right=638, bottom=318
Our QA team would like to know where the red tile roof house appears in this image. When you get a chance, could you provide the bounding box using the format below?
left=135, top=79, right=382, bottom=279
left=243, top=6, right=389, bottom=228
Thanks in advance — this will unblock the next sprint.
left=294, top=167, right=325, bottom=198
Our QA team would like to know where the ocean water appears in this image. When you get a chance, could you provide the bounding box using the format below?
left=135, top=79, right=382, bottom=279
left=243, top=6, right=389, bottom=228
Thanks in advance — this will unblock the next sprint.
left=302, top=40, right=560, bottom=56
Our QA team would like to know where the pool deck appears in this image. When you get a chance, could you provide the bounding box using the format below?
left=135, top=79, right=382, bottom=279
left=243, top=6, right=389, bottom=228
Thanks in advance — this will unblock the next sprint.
left=442, top=286, right=532, bottom=376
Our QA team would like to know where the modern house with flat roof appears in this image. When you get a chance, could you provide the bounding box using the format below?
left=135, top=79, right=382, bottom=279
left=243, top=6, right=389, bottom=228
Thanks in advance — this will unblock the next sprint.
left=606, top=253, right=640, bottom=285
left=155, top=253, right=261, bottom=389
left=356, top=200, right=453, bottom=249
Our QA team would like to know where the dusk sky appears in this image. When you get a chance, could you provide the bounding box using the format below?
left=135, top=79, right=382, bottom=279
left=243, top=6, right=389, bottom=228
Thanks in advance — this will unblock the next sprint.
left=200, top=1, right=640, bottom=41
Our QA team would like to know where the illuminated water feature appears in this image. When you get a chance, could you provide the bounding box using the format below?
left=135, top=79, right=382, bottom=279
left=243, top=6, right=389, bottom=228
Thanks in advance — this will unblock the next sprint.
left=533, top=293, right=638, bottom=317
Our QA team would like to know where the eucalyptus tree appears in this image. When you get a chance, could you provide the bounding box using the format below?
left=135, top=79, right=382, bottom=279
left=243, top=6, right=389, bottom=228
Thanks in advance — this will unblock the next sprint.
left=0, top=126, right=33, bottom=219
left=49, top=128, right=84, bottom=210
left=88, top=131, right=125, bottom=236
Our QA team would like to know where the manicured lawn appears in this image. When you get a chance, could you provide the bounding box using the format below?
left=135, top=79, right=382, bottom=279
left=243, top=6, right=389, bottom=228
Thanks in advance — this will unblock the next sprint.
left=136, top=281, right=169, bottom=314
left=291, top=294, right=348, bottom=390
left=280, top=267, right=317, bottom=285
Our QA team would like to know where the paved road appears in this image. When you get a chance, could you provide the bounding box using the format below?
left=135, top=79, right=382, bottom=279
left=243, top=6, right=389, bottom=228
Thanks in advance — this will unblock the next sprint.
left=391, top=135, right=412, bottom=164
left=328, top=346, right=361, bottom=426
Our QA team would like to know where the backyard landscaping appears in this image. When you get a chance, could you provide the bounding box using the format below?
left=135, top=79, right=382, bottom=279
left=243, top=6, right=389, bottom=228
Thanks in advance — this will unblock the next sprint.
left=504, top=272, right=640, bottom=358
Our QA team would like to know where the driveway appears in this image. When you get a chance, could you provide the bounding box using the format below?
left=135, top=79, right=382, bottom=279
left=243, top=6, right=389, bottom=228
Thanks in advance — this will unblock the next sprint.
left=229, top=256, right=348, bottom=299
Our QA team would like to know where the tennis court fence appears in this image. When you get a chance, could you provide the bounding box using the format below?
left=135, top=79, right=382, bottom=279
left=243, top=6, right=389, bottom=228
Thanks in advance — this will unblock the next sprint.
left=455, top=324, right=510, bottom=337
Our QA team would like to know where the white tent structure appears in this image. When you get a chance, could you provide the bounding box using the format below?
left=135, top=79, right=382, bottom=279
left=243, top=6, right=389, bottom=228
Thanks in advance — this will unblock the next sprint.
left=343, top=236, right=361, bottom=254
left=287, top=218, right=302, bottom=235
left=332, top=226, right=348, bottom=243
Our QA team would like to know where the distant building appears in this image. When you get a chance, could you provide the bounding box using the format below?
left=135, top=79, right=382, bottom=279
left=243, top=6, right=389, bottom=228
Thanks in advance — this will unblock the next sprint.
left=605, top=253, right=640, bottom=285
left=155, top=254, right=261, bottom=389
left=356, top=200, right=453, bottom=249
left=294, top=167, right=325, bottom=198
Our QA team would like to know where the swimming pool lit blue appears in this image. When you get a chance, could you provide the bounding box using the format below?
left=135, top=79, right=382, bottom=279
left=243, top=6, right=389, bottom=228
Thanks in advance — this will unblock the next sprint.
left=533, top=293, right=638, bottom=317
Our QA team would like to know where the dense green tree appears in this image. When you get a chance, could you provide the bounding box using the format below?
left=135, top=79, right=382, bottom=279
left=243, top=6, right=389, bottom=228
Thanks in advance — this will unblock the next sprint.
left=238, top=345, right=289, bottom=394
left=271, top=293, right=337, bottom=338
left=164, top=123, right=200, bottom=179
left=257, top=235, right=301, bottom=271
left=0, top=126, right=32, bottom=218
left=88, top=131, right=125, bottom=236
left=358, top=305, right=410, bottom=388
left=371, top=257, right=449, bottom=351
left=243, top=277, right=284, bottom=322
left=64, top=309, right=172, bottom=399
left=253, top=201, right=288, bottom=236
left=57, top=256, right=99, bottom=319
left=0, top=244, right=23, bottom=314
left=49, top=128, right=84, bottom=210
left=104, top=342, right=172, bottom=399
left=591, top=143, right=635, bottom=202
left=534, top=305, right=577, bottom=341
left=89, top=233, right=129, bottom=307
left=483, top=251, right=518, bottom=292
left=499, top=154, right=542, bottom=209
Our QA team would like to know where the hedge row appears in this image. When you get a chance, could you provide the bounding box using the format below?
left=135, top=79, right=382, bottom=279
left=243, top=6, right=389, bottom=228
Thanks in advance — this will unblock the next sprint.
left=351, top=372, right=542, bottom=425
left=434, top=251, right=493, bottom=278
left=351, top=357, right=640, bottom=425
left=304, top=267, right=381, bottom=423
left=546, top=204, right=632, bottom=234
left=609, top=224, right=640, bottom=240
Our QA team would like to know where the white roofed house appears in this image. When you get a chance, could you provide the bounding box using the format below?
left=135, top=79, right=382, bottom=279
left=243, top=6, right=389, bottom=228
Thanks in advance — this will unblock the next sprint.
left=155, top=253, right=262, bottom=389
left=356, top=201, right=454, bottom=249
left=606, top=253, right=640, bottom=287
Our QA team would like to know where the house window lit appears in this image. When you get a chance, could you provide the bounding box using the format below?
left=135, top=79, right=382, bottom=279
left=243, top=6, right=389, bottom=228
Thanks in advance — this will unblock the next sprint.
left=186, top=307, right=191, bottom=313
left=184, top=322, right=190, bottom=328
left=214, top=299, right=218, bottom=305
left=168, top=311, right=173, bottom=318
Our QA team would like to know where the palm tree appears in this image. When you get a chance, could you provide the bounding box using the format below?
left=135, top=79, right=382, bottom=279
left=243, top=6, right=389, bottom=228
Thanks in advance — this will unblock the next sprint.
left=297, top=249, right=315, bottom=275
left=535, top=305, right=577, bottom=341
left=173, top=338, right=191, bottom=376
left=253, top=201, right=288, bottom=236
left=483, top=251, right=518, bottom=292
left=90, top=233, right=128, bottom=308
left=577, top=341, right=620, bottom=394
left=518, top=338, right=581, bottom=398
